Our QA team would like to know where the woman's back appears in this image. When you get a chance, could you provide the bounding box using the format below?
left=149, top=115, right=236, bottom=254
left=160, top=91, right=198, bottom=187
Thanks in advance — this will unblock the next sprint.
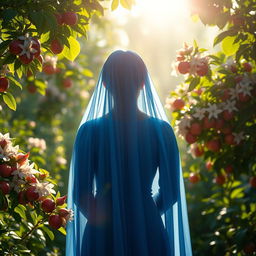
left=66, top=50, right=193, bottom=256
left=80, top=114, right=173, bottom=256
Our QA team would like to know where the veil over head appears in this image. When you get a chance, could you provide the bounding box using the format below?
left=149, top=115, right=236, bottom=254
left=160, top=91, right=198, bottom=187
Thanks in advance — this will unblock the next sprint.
left=66, top=50, right=193, bottom=256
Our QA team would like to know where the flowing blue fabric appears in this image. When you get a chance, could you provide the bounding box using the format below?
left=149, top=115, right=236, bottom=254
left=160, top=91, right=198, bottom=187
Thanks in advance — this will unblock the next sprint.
left=66, top=50, right=193, bottom=256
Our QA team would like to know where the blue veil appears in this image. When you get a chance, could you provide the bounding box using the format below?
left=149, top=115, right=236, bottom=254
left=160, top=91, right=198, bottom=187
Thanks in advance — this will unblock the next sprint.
left=66, top=50, right=193, bottom=256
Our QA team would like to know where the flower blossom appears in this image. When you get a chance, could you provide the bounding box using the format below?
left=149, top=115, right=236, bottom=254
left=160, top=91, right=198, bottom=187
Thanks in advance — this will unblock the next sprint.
left=27, top=137, right=47, bottom=153
left=34, top=182, right=56, bottom=197
left=205, top=103, right=222, bottom=119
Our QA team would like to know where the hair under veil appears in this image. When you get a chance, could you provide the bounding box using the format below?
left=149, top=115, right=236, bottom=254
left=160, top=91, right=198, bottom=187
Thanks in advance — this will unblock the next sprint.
left=66, top=50, right=193, bottom=256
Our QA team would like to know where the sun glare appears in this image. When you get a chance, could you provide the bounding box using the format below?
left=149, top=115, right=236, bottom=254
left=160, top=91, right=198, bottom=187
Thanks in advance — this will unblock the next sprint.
left=111, top=0, right=190, bottom=28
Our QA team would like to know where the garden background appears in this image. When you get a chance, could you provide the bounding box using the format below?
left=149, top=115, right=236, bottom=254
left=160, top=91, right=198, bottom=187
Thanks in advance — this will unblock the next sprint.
left=0, top=0, right=255, bottom=255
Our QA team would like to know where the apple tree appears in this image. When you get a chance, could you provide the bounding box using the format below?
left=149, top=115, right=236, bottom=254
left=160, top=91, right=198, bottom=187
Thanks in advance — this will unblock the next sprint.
left=166, top=0, right=256, bottom=255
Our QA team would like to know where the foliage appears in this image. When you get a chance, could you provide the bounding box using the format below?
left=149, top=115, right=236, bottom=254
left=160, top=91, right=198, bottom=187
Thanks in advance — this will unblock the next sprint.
left=0, top=0, right=134, bottom=254
left=0, top=0, right=135, bottom=110
left=167, top=0, right=256, bottom=255
left=0, top=132, right=72, bottom=255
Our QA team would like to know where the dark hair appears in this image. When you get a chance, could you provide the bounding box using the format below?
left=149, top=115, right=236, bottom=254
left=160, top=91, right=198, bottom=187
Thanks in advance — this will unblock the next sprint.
left=102, top=50, right=147, bottom=93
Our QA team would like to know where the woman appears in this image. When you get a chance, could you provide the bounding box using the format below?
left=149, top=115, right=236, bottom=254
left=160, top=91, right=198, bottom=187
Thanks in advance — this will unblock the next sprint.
left=66, top=50, right=193, bottom=256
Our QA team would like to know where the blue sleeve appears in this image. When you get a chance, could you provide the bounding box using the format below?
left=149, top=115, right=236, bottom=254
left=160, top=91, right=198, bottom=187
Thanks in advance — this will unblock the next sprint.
left=153, top=121, right=180, bottom=215
left=73, top=122, right=96, bottom=221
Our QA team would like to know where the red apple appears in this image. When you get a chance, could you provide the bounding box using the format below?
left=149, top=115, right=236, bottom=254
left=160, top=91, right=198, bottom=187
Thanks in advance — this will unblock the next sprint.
left=190, top=122, right=202, bottom=136
left=56, top=195, right=67, bottom=206
left=238, top=93, right=250, bottom=102
left=31, top=37, right=41, bottom=58
left=172, top=99, right=185, bottom=110
left=214, top=174, right=226, bottom=185
left=206, top=139, right=220, bottom=152
left=58, top=208, right=70, bottom=218
left=48, top=215, right=63, bottom=229
left=26, top=186, right=39, bottom=201
left=243, top=62, right=252, bottom=72
left=249, top=176, right=256, bottom=188
left=189, top=173, right=200, bottom=184
left=0, top=164, right=13, bottom=177
left=222, top=110, right=234, bottom=121
left=19, top=54, right=34, bottom=65
left=9, top=39, right=23, bottom=55
left=63, top=77, right=73, bottom=88
left=177, top=61, right=190, bottom=74
left=225, top=134, right=235, bottom=145
left=0, top=181, right=10, bottom=195
left=0, top=77, right=9, bottom=92
left=18, top=191, right=29, bottom=205
left=54, top=13, right=64, bottom=25
left=203, top=117, right=216, bottom=129
left=192, top=144, right=204, bottom=157
left=215, top=119, right=225, bottom=130
left=62, top=12, right=78, bottom=26
left=185, top=133, right=197, bottom=144
left=50, top=39, right=64, bottom=54
left=41, top=198, right=56, bottom=213
left=196, top=63, right=208, bottom=76
left=43, top=64, right=56, bottom=75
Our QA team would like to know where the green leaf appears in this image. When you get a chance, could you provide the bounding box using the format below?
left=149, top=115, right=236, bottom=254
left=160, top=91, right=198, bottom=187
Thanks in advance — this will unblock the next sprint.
left=35, top=79, right=47, bottom=95
left=0, top=40, right=12, bottom=56
left=111, top=0, right=120, bottom=11
left=231, top=187, right=244, bottom=199
left=213, top=30, right=237, bottom=47
left=41, top=226, right=54, bottom=240
left=30, top=210, right=38, bottom=225
left=82, top=68, right=93, bottom=77
left=40, top=32, right=50, bottom=44
left=14, top=205, right=27, bottom=220
left=188, top=77, right=200, bottom=92
left=62, top=37, right=80, bottom=62
left=29, top=11, right=46, bottom=34
left=3, top=92, right=16, bottom=110
left=221, top=36, right=240, bottom=56
left=3, top=53, right=17, bottom=65
left=58, top=227, right=66, bottom=235
left=7, top=76, right=22, bottom=89
left=120, top=0, right=133, bottom=9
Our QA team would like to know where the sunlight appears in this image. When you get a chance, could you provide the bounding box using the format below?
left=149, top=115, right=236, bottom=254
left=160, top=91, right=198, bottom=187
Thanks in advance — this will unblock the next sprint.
left=112, top=0, right=190, bottom=28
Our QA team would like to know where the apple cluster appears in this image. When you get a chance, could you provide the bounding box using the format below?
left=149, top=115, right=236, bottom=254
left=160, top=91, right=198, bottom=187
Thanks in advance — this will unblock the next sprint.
left=0, top=132, right=73, bottom=230
left=176, top=43, right=209, bottom=77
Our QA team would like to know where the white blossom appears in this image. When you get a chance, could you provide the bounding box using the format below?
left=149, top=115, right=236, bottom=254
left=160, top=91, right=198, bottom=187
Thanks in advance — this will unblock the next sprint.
left=222, top=57, right=236, bottom=70
left=232, top=131, right=245, bottom=144
left=34, top=182, right=56, bottom=197
left=205, top=103, right=222, bottom=119
left=222, top=100, right=238, bottom=113
left=0, top=140, right=19, bottom=161
left=56, top=156, right=67, bottom=165
left=192, top=107, right=206, bottom=120
left=237, top=75, right=253, bottom=96
left=12, top=161, right=39, bottom=180
left=175, top=115, right=192, bottom=137
left=27, top=137, right=47, bottom=153
left=66, top=209, right=74, bottom=222
left=229, top=87, right=239, bottom=100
